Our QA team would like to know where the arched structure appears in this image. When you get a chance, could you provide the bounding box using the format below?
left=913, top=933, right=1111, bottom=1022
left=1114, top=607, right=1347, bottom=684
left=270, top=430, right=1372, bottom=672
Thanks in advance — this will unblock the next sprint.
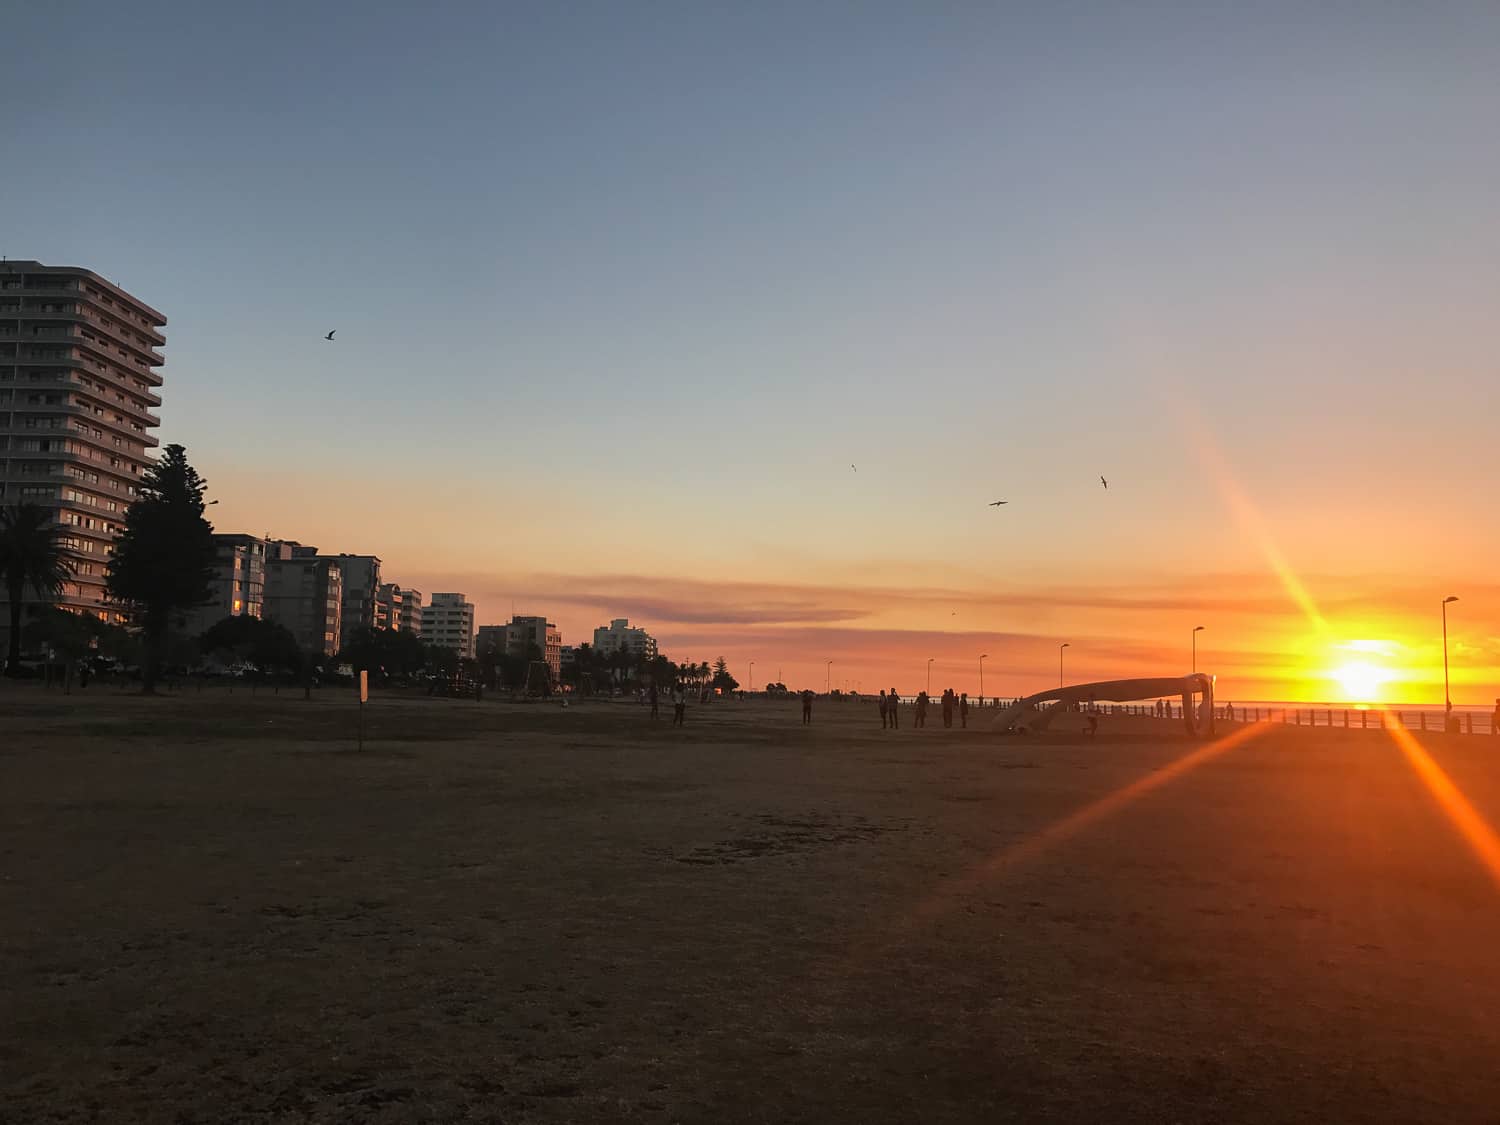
left=992, top=674, right=1216, bottom=738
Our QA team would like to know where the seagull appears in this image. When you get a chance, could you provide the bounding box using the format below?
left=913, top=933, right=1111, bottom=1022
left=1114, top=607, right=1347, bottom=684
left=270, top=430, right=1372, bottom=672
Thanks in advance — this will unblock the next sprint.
left=1100, top=475, right=1108, bottom=490
left=988, top=500, right=1008, bottom=506
left=324, top=330, right=336, bottom=341
left=851, top=464, right=857, bottom=472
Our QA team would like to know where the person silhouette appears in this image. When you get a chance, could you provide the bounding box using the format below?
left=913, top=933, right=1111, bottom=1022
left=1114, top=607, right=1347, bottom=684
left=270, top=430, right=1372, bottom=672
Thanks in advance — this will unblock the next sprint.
left=888, top=688, right=901, bottom=729
left=959, top=692, right=969, bottom=728
left=879, top=689, right=889, bottom=729
left=802, top=689, right=814, bottom=724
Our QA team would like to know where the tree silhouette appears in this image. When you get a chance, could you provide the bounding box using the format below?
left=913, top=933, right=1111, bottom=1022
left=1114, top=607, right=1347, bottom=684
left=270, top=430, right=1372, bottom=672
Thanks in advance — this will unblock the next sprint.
left=1, top=502, right=74, bottom=675
left=106, top=444, right=217, bottom=693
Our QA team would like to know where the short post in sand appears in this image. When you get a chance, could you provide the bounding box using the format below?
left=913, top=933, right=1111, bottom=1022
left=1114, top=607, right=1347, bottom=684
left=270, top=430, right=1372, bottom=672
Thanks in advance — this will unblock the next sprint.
left=357, top=670, right=368, bottom=751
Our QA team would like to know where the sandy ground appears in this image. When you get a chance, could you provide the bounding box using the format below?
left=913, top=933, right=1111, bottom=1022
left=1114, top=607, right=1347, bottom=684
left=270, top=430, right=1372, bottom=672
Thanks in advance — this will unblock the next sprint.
left=4, top=685, right=1500, bottom=1124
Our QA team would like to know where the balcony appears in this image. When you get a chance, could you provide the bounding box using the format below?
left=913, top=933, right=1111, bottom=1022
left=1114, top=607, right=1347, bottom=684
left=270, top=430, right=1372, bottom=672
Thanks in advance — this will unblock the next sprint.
left=56, top=317, right=166, bottom=370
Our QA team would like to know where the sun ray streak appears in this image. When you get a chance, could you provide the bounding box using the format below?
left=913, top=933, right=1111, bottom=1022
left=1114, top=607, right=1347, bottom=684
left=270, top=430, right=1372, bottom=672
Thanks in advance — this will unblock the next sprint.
left=1380, top=713, right=1500, bottom=893
left=902, top=722, right=1274, bottom=930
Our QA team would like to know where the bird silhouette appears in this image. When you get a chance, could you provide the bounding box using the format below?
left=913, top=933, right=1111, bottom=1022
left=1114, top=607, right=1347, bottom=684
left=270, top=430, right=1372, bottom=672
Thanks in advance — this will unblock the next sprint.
left=851, top=464, right=857, bottom=472
left=988, top=500, right=1008, bottom=506
left=1100, top=476, right=1108, bottom=490
left=324, top=330, right=336, bottom=341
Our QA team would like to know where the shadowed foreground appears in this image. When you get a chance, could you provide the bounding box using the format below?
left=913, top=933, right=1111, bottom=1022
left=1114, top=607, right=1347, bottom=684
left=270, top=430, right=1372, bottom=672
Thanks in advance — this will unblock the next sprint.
left=4, top=689, right=1500, bottom=1123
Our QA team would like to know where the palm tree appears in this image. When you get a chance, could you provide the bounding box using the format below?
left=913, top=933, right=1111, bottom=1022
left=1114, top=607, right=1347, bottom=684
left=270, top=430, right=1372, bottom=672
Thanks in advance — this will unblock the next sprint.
left=2, top=503, right=74, bottom=675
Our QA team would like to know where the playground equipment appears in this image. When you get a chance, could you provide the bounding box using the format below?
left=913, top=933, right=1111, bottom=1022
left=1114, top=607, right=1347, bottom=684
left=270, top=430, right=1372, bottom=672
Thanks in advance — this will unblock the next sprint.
left=992, top=674, right=1217, bottom=738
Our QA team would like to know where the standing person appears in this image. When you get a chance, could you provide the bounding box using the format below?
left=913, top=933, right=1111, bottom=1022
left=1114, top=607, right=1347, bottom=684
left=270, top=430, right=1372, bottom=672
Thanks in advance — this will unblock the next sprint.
left=915, top=691, right=928, bottom=728
left=1492, top=698, right=1500, bottom=735
left=941, top=688, right=954, bottom=728
left=671, top=682, right=686, bottom=726
left=879, top=690, right=889, bottom=729
left=802, top=689, right=814, bottom=724
left=959, top=692, right=969, bottom=728
left=888, top=688, right=901, bottom=729
left=649, top=682, right=660, bottom=720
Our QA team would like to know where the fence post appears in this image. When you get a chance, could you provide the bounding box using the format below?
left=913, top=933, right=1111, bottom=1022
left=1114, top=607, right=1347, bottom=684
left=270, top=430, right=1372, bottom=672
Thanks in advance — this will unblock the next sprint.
left=1419, top=712, right=1426, bottom=732
left=1466, top=713, right=1473, bottom=735
left=1343, top=710, right=1349, bottom=728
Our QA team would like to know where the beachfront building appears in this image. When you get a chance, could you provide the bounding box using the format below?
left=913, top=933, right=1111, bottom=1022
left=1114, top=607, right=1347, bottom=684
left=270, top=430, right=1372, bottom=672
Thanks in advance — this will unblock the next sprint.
left=397, top=588, right=422, bottom=635
left=0, top=260, right=166, bottom=638
left=476, top=615, right=563, bottom=681
left=592, top=618, right=658, bottom=662
left=319, top=553, right=379, bottom=651
left=375, top=583, right=423, bottom=634
left=263, top=543, right=343, bottom=657
left=423, top=593, right=475, bottom=658
left=507, top=615, right=562, bottom=682
left=181, top=533, right=268, bottom=636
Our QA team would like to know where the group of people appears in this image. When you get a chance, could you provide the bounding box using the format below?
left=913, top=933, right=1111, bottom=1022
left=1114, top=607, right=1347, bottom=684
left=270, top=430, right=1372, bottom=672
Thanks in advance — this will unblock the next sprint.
left=646, top=682, right=689, bottom=725
left=877, top=688, right=971, bottom=730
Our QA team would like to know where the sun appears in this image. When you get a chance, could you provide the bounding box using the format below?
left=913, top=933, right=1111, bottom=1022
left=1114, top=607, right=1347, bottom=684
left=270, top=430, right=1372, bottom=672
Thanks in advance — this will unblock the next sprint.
left=1332, top=660, right=1390, bottom=703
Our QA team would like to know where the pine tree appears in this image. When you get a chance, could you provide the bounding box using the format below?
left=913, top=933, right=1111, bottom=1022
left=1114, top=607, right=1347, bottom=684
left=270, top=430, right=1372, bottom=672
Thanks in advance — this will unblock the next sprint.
left=106, top=444, right=217, bottom=693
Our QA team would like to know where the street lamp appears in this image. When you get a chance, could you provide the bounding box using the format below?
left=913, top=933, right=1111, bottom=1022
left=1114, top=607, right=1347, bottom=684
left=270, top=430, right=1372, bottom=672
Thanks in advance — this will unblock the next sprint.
left=927, top=657, right=934, bottom=694
left=979, top=653, right=988, bottom=705
left=1059, top=642, right=1070, bottom=689
left=748, top=661, right=754, bottom=693
left=1442, top=596, right=1459, bottom=714
left=826, top=659, right=833, bottom=694
left=1192, top=625, right=1205, bottom=674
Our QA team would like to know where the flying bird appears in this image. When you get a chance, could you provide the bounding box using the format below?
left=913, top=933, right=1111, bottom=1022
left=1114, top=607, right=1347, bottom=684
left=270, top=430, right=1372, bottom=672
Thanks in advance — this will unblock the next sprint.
left=851, top=464, right=857, bottom=472
left=324, top=330, right=336, bottom=341
left=1100, top=475, right=1109, bottom=490
left=988, top=500, right=1008, bottom=506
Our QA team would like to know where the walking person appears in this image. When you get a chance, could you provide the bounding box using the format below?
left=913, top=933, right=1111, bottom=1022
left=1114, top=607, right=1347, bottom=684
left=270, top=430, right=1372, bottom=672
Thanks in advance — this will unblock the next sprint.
left=888, top=688, right=901, bottom=729
left=959, top=692, right=969, bottom=728
left=649, top=682, right=660, bottom=720
left=801, top=689, right=814, bottom=725
left=879, top=690, right=889, bottom=729
left=671, top=682, right=686, bottom=726
left=1492, top=698, right=1500, bottom=735
left=915, top=691, right=929, bottom=728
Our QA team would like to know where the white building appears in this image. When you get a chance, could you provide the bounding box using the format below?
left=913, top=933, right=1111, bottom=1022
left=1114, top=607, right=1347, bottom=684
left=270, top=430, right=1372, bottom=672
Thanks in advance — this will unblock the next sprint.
left=423, top=592, right=474, bottom=658
left=593, top=618, right=657, bottom=661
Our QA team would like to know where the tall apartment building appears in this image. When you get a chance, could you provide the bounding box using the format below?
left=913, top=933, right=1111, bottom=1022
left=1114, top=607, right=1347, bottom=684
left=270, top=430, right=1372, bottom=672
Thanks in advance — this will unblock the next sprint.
left=0, top=261, right=165, bottom=629
left=181, top=533, right=267, bottom=636
left=263, top=543, right=342, bottom=657
left=318, top=553, right=379, bottom=651
left=423, top=593, right=475, bottom=658
left=593, top=617, right=658, bottom=662
left=397, top=588, right=422, bottom=635
left=375, top=583, right=424, bottom=633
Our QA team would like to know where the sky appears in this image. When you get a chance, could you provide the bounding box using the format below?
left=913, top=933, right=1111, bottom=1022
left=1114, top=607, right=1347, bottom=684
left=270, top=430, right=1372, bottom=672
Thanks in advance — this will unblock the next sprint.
left=7, top=1, right=1499, bottom=701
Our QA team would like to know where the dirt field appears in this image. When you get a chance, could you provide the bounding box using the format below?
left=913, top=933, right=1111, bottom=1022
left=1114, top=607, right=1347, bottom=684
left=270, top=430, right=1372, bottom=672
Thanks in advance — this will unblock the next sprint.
left=5, top=685, right=1500, bottom=1124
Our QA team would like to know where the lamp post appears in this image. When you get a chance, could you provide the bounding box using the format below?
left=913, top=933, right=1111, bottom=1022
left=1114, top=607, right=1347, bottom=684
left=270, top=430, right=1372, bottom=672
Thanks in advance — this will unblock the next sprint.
left=979, top=653, right=988, bottom=705
left=1192, top=625, right=1204, bottom=674
left=1059, top=642, right=1069, bottom=690
left=1442, top=596, right=1458, bottom=714
left=927, top=657, right=934, bottom=694
left=748, top=661, right=754, bottom=693
left=826, top=660, right=832, bottom=694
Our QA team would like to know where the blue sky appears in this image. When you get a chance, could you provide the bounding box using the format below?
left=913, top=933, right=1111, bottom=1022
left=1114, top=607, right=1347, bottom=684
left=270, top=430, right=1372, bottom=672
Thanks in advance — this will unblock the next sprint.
left=8, top=2, right=1499, bottom=695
